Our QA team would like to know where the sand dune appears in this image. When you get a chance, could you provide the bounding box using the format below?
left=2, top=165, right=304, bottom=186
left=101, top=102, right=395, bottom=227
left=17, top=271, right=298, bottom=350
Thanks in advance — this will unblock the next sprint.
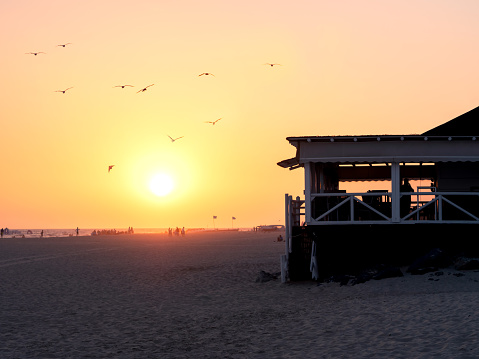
left=1, top=231, right=478, bottom=358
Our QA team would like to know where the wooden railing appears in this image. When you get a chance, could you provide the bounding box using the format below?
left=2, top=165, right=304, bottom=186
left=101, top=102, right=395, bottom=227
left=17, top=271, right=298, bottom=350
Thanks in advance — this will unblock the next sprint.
left=304, top=191, right=479, bottom=225
left=283, top=190, right=479, bottom=283
left=284, top=195, right=305, bottom=251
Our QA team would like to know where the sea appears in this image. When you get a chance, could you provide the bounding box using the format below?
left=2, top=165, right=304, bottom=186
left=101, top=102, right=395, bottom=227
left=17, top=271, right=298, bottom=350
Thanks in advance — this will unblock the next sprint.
left=0, top=228, right=168, bottom=238
left=0, top=227, right=251, bottom=238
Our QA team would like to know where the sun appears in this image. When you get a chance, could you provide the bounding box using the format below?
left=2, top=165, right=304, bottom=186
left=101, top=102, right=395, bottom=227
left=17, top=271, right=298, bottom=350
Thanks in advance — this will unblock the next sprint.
left=149, top=173, right=175, bottom=197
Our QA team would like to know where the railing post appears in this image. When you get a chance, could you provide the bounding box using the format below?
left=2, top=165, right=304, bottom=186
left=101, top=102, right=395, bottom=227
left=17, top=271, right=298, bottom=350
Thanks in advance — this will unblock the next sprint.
left=285, top=194, right=290, bottom=253
left=350, top=195, right=354, bottom=222
left=391, top=162, right=401, bottom=222
left=293, top=196, right=301, bottom=226
left=304, top=162, right=312, bottom=224
left=438, top=195, right=443, bottom=221
left=282, top=194, right=291, bottom=283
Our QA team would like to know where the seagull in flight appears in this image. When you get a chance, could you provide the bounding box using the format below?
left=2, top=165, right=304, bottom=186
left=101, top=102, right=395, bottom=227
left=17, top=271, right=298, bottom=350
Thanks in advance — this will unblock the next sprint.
left=114, top=85, right=134, bottom=89
left=108, top=165, right=115, bottom=173
left=26, top=52, right=46, bottom=56
left=205, top=118, right=222, bottom=125
left=264, top=63, right=282, bottom=67
left=168, top=135, right=184, bottom=143
left=137, top=84, right=154, bottom=93
left=57, top=43, right=72, bottom=47
left=199, top=73, right=215, bottom=77
left=55, top=87, right=73, bottom=94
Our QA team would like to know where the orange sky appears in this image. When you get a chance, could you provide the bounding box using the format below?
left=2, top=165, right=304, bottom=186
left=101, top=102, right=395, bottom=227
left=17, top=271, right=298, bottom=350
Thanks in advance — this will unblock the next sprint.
left=2, top=0, right=479, bottom=229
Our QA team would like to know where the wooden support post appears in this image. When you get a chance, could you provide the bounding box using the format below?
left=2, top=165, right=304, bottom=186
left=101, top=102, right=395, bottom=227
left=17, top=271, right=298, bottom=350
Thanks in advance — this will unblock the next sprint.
left=310, top=241, right=318, bottom=280
left=282, top=194, right=290, bottom=283
left=281, top=254, right=288, bottom=283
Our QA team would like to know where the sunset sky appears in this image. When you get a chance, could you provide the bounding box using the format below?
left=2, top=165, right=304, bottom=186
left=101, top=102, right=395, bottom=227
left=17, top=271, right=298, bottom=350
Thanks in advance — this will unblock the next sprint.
left=2, top=0, right=479, bottom=229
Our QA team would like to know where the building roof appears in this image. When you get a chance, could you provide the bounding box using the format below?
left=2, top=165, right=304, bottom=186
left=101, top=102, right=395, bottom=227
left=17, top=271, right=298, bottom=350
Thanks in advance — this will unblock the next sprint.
left=279, top=106, right=479, bottom=168
left=423, top=105, right=479, bottom=136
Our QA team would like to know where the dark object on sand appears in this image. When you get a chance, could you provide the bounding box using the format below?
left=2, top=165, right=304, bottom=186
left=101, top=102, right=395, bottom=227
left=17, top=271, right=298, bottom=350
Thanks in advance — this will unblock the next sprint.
left=455, top=258, right=479, bottom=271
left=327, top=274, right=355, bottom=286
left=407, top=248, right=453, bottom=275
left=373, top=266, right=404, bottom=280
left=256, top=271, right=280, bottom=283
left=327, top=265, right=404, bottom=286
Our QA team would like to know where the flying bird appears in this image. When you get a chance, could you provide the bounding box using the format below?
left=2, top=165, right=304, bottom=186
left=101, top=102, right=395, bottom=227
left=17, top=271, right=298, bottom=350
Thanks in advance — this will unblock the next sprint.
left=264, top=63, right=282, bottom=67
left=137, top=84, right=154, bottom=93
left=108, top=165, right=115, bottom=173
left=55, top=87, right=73, bottom=93
left=26, top=52, right=46, bottom=56
left=114, top=85, right=134, bottom=89
left=168, top=135, right=184, bottom=142
left=205, top=118, right=222, bottom=125
left=199, top=72, right=214, bottom=77
left=57, top=43, right=72, bottom=47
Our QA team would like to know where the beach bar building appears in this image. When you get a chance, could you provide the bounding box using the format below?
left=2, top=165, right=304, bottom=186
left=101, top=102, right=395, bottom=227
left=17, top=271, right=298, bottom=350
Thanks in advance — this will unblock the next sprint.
left=278, top=106, right=479, bottom=282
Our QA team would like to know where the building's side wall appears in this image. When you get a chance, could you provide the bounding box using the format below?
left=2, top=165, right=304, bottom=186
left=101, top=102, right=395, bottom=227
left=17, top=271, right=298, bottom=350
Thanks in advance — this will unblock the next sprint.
left=437, top=162, right=479, bottom=191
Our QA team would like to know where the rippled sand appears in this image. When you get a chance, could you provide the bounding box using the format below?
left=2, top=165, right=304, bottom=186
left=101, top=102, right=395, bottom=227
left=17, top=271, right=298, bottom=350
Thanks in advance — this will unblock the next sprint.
left=1, top=231, right=478, bottom=358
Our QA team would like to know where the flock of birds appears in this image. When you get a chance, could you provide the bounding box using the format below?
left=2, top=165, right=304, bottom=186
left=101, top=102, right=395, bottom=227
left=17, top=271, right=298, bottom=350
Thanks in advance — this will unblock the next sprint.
left=25, top=43, right=282, bottom=173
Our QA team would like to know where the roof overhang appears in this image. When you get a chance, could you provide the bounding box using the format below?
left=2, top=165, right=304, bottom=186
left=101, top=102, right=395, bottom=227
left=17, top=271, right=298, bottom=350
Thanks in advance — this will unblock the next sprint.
left=277, top=157, right=300, bottom=169
left=279, top=135, right=479, bottom=167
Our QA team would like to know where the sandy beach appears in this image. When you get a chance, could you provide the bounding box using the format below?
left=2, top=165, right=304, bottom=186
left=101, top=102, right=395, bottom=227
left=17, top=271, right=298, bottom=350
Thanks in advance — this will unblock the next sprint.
left=1, top=231, right=478, bottom=358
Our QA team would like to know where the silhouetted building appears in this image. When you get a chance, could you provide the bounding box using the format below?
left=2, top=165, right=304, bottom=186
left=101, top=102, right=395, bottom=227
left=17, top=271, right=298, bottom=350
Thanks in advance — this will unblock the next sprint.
left=279, top=105, right=479, bottom=281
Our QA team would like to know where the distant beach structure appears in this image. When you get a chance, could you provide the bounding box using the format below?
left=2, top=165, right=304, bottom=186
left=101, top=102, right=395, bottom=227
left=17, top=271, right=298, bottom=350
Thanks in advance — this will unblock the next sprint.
left=278, top=105, right=479, bottom=282
left=254, top=225, right=284, bottom=232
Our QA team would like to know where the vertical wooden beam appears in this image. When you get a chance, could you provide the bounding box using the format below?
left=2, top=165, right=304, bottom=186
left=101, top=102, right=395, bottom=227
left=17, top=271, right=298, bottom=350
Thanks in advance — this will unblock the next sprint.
left=304, top=162, right=312, bottom=224
left=310, top=162, right=316, bottom=193
left=350, top=196, right=354, bottom=222
left=391, top=162, right=401, bottom=222
left=319, top=163, right=325, bottom=193
left=285, top=193, right=290, bottom=253
left=288, top=195, right=293, bottom=253
left=438, top=195, right=443, bottom=221
left=282, top=194, right=290, bottom=282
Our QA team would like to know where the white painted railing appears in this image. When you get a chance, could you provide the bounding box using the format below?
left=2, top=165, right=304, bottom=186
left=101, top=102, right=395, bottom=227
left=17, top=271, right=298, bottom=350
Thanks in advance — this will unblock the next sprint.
left=306, top=191, right=479, bottom=225
left=283, top=190, right=479, bottom=283
left=283, top=194, right=305, bottom=283
left=284, top=194, right=305, bottom=251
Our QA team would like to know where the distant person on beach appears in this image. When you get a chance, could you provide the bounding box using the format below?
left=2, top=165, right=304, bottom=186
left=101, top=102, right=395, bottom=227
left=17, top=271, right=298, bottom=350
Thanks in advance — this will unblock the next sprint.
left=40, top=230, right=43, bottom=238
left=1, top=228, right=3, bottom=238
left=181, top=227, right=185, bottom=236
left=76, top=227, right=79, bottom=236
